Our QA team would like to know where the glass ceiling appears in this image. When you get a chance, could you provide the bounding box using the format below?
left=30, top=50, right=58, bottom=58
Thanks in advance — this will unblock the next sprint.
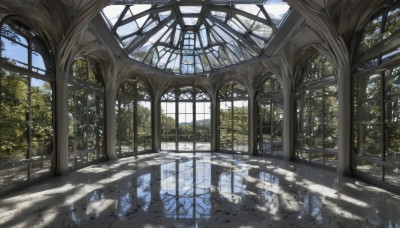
left=102, top=0, right=290, bottom=75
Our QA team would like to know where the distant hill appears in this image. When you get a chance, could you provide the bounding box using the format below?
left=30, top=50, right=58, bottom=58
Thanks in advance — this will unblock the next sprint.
left=179, top=119, right=211, bottom=126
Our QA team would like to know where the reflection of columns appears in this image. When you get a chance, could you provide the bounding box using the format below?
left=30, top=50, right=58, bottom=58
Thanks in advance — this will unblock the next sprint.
left=153, top=98, right=160, bottom=151
left=283, top=85, right=294, bottom=161
left=249, top=95, right=256, bottom=155
left=337, top=65, right=352, bottom=175
left=211, top=94, right=218, bottom=151
left=105, top=88, right=117, bottom=160
left=55, top=70, right=69, bottom=175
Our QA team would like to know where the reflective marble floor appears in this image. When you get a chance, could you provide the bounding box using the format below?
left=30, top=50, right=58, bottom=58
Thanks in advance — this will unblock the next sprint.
left=1, top=153, right=400, bottom=227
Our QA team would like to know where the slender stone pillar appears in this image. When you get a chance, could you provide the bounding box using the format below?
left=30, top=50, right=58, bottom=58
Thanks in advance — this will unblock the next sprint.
left=153, top=98, right=160, bottom=151
left=337, top=66, right=352, bottom=176
left=211, top=94, right=218, bottom=151
left=248, top=96, right=256, bottom=155
left=55, top=70, right=69, bottom=175
left=105, top=88, right=117, bottom=160
left=283, top=84, right=294, bottom=161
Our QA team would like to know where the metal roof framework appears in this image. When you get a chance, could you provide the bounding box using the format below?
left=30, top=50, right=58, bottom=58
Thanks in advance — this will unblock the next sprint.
left=102, top=0, right=290, bottom=75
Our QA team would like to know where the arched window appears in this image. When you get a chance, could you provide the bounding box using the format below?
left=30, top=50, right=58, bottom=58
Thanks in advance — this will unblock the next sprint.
left=353, top=1, right=400, bottom=188
left=160, top=86, right=211, bottom=151
left=0, top=19, right=53, bottom=192
left=68, top=57, right=104, bottom=169
left=218, top=81, right=249, bottom=153
left=295, top=52, right=338, bottom=167
left=116, top=77, right=152, bottom=156
left=256, top=75, right=283, bottom=156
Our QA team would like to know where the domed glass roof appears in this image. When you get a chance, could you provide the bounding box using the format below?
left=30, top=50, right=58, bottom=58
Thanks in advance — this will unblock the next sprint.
left=102, top=0, right=290, bottom=75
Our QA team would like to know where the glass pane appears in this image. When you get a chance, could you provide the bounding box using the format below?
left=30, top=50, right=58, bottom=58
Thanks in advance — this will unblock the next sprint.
left=359, top=14, right=382, bottom=50
left=100, top=3, right=276, bottom=75
left=0, top=165, right=28, bottom=191
left=0, top=122, right=28, bottom=162
left=30, top=160, right=51, bottom=179
left=263, top=1, right=290, bottom=25
left=258, top=101, right=272, bottom=154
left=251, top=21, right=273, bottom=38
left=220, top=101, right=232, bottom=150
left=272, top=100, right=283, bottom=155
left=31, top=44, right=47, bottom=75
left=75, top=91, right=87, bottom=150
left=233, top=100, right=248, bottom=152
left=138, top=101, right=152, bottom=151
left=384, top=165, right=400, bottom=188
left=211, top=11, right=227, bottom=22
left=71, top=58, right=88, bottom=81
left=88, top=62, right=101, bottom=85
left=356, top=159, right=381, bottom=181
left=385, top=67, right=400, bottom=96
left=385, top=123, right=400, bottom=163
left=357, top=124, right=381, bottom=158
left=180, top=6, right=202, bottom=14
left=161, top=102, right=176, bottom=150
left=178, top=102, right=193, bottom=151
left=296, top=149, right=310, bottom=161
left=195, top=102, right=211, bottom=151
left=0, top=70, right=28, bottom=123
left=311, top=152, right=324, bottom=165
left=120, top=100, right=134, bottom=154
left=0, top=70, right=29, bottom=163
left=1, top=37, right=28, bottom=69
left=102, top=5, right=126, bottom=27
left=382, top=6, right=400, bottom=40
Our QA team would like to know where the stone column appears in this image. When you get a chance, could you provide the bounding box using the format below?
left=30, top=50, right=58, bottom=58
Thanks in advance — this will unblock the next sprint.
left=55, top=70, right=69, bottom=175
left=283, top=84, right=294, bottom=161
left=337, top=65, right=352, bottom=175
left=153, top=98, right=160, bottom=151
left=105, top=88, right=117, bottom=160
left=248, top=95, right=256, bottom=155
left=211, top=94, right=218, bottom=151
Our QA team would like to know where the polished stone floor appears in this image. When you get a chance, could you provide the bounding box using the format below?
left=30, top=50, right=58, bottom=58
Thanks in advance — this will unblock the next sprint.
left=1, top=152, right=400, bottom=227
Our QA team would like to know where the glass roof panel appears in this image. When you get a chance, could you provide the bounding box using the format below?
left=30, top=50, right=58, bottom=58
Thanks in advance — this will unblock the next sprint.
left=235, top=4, right=261, bottom=16
left=116, top=21, right=139, bottom=38
left=251, top=21, right=273, bottom=38
left=159, top=10, right=172, bottom=20
left=263, top=0, right=290, bottom=26
left=129, top=4, right=152, bottom=15
left=180, top=6, right=202, bottom=14
left=136, top=15, right=149, bottom=27
left=183, top=17, right=198, bottom=26
left=102, top=5, right=125, bottom=27
left=211, top=11, right=227, bottom=22
left=102, top=1, right=290, bottom=75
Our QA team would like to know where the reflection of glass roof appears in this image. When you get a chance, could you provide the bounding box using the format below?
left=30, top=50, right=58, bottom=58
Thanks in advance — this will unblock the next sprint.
left=102, top=0, right=290, bottom=75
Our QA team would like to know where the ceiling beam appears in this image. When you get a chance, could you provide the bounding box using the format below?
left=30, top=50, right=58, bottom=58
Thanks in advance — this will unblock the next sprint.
left=210, top=5, right=271, bottom=26
left=118, top=4, right=174, bottom=27
left=206, top=15, right=261, bottom=54
left=125, top=14, right=175, bottom=53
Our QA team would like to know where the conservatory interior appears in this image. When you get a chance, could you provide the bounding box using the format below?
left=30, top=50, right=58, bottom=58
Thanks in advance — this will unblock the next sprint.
left=0, top=0, right=400, bottom=227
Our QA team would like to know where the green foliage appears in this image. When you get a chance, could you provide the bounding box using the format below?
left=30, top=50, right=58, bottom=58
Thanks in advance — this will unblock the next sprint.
left=0, top=69, right=53, bottom=162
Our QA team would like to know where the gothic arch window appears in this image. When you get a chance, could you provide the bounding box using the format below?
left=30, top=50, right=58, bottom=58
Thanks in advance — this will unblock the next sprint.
left=68, top=57, right=104, bottom=169
left=160, top=86, right=211, bottom=151
left=218, top=80, right=249, bottom=153
left=295, top=52, right=338, bottom=168
left=0, top=19, right=53, bottom=192
left=116, top=77, right=152, bottom=156
left=353, top=1, right=400, bottom=188
left=256, top=75, right=283, bottom=157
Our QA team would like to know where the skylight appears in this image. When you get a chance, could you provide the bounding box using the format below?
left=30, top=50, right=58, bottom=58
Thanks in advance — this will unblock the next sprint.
left=179, top=6, right=202, bottom=14
left=101, top=0, right=290, bottom=75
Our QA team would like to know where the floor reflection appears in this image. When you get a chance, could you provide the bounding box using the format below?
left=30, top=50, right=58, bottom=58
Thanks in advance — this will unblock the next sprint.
left=1, top=152, right=400, bottom=227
